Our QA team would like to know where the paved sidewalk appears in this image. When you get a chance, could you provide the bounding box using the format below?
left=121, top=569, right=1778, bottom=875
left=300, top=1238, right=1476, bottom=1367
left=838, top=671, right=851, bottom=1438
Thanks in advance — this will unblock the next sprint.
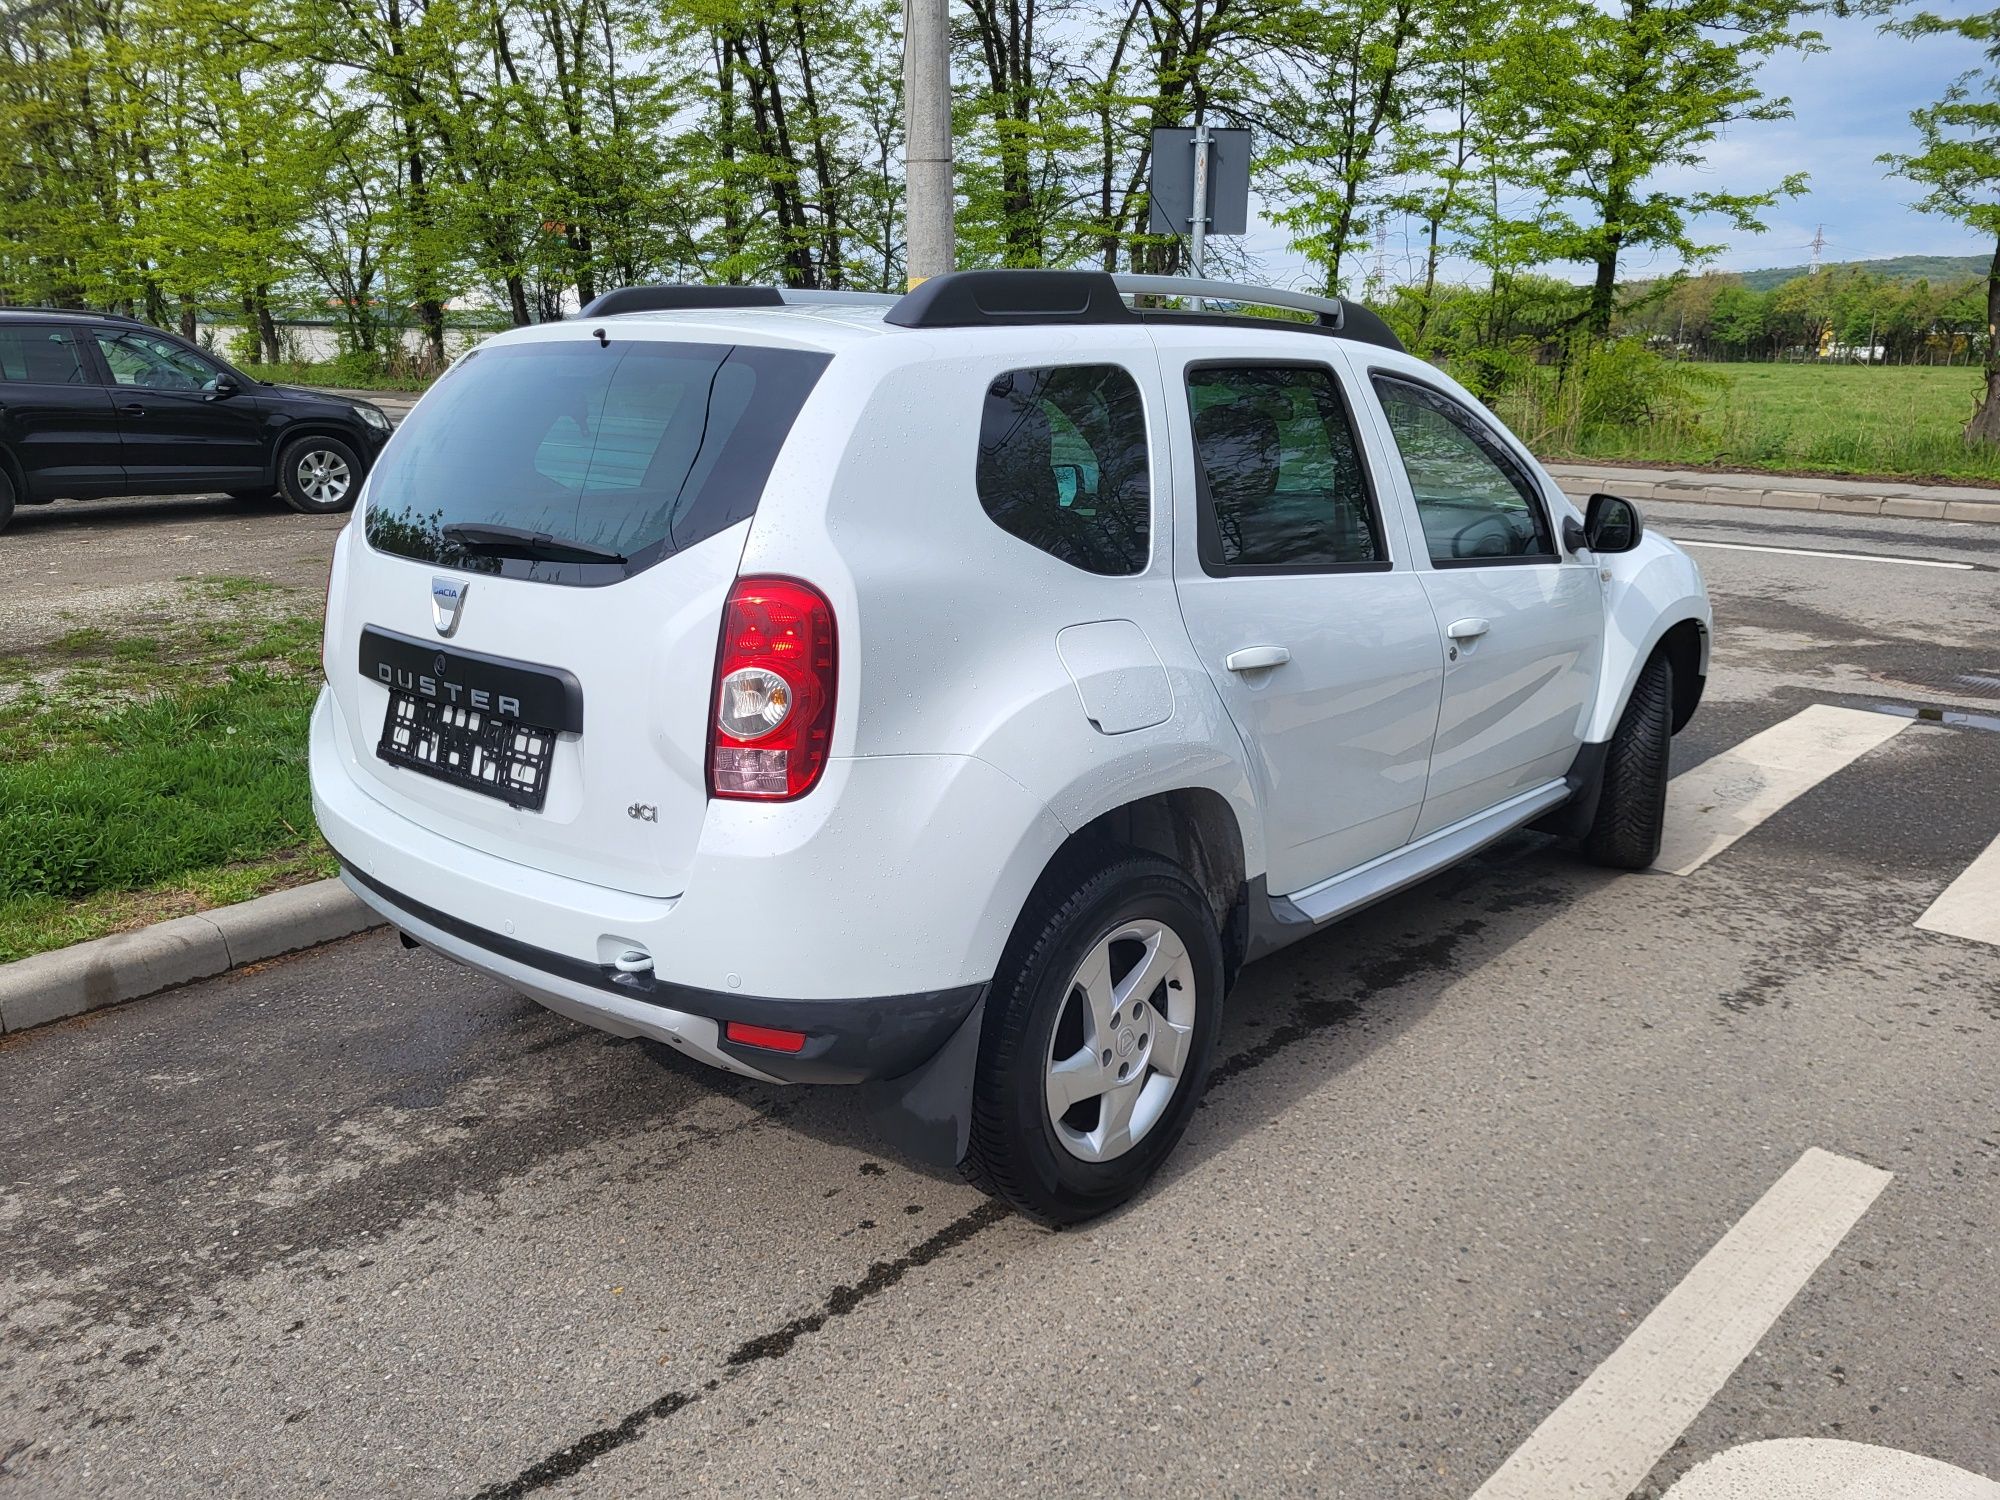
left=1545, top=462, right=2000, bottom=524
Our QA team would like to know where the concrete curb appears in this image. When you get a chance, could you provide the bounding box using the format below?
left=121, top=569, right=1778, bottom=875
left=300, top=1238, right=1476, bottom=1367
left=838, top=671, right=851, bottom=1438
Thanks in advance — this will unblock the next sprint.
left=0, top=879, right=384, bottom=1036
left=1545, top=466, right=2000, bottom=525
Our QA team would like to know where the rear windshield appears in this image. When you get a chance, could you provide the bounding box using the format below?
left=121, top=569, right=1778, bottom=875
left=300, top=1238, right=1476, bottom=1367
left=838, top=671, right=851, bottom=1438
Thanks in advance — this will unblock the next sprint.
left=364, top=339, right=829, bottom=585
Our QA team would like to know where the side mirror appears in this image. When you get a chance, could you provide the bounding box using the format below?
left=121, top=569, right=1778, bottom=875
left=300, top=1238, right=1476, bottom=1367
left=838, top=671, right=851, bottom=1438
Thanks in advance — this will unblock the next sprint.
left=1583, top=492, right=1643, bottom=554
left=208, top=375, right=240, bottom=399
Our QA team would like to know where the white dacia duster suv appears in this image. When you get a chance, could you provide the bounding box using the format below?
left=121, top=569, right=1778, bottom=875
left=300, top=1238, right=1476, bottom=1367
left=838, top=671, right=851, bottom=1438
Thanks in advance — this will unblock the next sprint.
left=311, top=270, right=1710, bottom=1224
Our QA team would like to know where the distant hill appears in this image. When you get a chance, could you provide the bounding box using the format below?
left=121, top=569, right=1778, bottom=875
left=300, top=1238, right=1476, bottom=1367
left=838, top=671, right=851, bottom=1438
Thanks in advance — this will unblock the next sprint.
left=1735, top=254, right=1989, bottom=291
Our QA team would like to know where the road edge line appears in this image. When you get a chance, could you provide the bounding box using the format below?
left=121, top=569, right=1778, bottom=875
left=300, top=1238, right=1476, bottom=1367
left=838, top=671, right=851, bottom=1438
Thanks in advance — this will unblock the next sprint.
left=0, top=877, right=384, bottom=1036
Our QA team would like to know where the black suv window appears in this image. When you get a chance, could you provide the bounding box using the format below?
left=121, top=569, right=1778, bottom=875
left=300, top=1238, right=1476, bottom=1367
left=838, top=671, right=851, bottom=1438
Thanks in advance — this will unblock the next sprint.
left=92, top=328, right=226, bottom=391
left=976, top=364, right=1150, bottom=576
left=365, top=339, right=829, bottom=585
left=1373, top=376, right=1555, bottom=565
left=0, top=326, right=87, bottom=385
left=1185, top=364, right=1384, bottom=572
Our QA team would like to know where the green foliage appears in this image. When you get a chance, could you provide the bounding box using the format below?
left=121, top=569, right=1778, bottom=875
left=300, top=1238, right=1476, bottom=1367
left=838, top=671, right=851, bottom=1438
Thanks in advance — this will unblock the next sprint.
left=1495, top=0, right=1818, bottom=334
left=1878, top=4, right=2000, bottom=443
left=1490, top=339, right=1719, bottom=453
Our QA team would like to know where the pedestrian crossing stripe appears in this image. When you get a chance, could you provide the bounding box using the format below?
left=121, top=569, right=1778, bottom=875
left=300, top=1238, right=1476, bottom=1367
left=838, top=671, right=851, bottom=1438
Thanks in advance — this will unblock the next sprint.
left=1654, top=705, right=1909, bottom=877
left=1916, top=832, right=2000, bottom=947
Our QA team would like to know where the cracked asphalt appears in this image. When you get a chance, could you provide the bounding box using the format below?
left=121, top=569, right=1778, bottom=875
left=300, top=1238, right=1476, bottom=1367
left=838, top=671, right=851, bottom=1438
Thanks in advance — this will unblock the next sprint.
left=2, top=501, right=1997, bottom=1497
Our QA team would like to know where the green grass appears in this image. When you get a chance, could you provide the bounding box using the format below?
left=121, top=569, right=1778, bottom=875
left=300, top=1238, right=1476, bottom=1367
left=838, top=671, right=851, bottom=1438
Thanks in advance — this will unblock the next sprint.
left=238, top=358, right=431, bottom=392
left=0, top=582, right=333, bottom=963
left=1557, top=362, right=2000, bottom=484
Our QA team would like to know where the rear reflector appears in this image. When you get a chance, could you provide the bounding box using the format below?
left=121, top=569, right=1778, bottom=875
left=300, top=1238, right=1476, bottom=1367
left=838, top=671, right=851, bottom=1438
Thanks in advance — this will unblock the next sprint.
left=723, top=1020, right=809, bottom=1053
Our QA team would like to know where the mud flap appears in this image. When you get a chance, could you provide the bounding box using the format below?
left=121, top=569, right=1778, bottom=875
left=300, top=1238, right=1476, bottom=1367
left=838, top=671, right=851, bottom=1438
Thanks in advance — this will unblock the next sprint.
left=862, top=991, right=987, bottom=1169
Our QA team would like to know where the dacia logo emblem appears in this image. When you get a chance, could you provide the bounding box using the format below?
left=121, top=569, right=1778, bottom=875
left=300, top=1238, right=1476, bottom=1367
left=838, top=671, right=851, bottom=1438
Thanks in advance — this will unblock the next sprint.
left=431, top=576, right=467, bottom=638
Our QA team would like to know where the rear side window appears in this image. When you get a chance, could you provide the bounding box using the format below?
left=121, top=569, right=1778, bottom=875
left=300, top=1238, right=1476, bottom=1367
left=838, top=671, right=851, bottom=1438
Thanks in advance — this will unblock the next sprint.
left=1186, top=364, right=1384, bottom=572
left=976, top=364, right=1150, bottom=576
left=0, top=326, right=86, bottom=385
left=365, top=340, right=829, bottom=585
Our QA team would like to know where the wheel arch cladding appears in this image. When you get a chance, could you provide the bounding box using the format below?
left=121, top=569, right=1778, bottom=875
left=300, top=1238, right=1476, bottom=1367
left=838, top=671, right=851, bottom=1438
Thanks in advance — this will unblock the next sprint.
left=1039, top=786, right=1249, bottom=977
left=1659, top=616, right=1705, bottom=732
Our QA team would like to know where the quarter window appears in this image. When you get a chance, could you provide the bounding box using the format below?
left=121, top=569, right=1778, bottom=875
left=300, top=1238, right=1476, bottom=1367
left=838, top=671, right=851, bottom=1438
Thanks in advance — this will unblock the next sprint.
left=0, top=326, right=86, bottom=385
left=1372, top=376, right=1555, bottom=565
left=1185, top=364, right=1384, bottom=571
left=976, top=364, right=1150, bottom=576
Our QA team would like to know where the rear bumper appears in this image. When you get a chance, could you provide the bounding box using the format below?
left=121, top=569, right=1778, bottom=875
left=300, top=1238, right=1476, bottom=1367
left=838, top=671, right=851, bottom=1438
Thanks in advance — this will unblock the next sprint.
left=336, top=858, right=985, bottom=1087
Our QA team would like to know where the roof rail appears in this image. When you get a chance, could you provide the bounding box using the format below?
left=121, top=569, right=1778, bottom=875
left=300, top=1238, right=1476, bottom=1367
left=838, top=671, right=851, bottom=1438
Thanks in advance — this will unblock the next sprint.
left=884, top=270, right=1133, bottom=328
left=0, top=304, right=151, bottom=327
left=577, top=284, right=900, bottom=318
left=1112, top=274, right=1344, bottom=328
left=880, top=269, right=1406, bottom=352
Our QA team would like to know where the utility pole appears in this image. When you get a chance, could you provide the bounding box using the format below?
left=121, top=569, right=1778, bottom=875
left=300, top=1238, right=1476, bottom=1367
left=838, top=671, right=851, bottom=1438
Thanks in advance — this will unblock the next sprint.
left=902, top=0, right=954, bottom=287
left=1809, top=224, right=1826, bottom=276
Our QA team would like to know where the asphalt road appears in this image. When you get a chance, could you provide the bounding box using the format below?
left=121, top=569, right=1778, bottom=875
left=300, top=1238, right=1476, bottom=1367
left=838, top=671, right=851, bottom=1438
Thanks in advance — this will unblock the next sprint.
left=3, top=500, right=1998, bottom=1497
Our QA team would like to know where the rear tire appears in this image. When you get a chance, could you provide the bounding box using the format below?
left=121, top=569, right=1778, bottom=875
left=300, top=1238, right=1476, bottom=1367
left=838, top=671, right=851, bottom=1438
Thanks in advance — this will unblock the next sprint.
left=1582, top=651, right=1673, bottom=870
left=276, top=436, right=362, bottom=515
left=965, top=853, right=1224, bottom=1226
left=0, top=467, right=14, bottom=533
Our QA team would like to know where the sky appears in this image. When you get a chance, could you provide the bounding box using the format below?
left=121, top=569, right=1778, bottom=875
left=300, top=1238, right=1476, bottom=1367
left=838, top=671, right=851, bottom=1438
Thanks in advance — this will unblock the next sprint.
left=1238, top=5, right=1995, bottom=291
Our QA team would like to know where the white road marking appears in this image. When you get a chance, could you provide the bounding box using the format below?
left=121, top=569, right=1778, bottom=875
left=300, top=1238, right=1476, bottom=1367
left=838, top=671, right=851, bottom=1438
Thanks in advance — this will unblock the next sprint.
left=1654, top=705, right=1908, bottom=876
left=1915, top=831, right=2000, bottom=947
left=1471, top=1148, right=1892, bottom=1500
left=1663, top=1439, right=2000, bottom=1499
left=1670, top=538, right=1976, bottom=570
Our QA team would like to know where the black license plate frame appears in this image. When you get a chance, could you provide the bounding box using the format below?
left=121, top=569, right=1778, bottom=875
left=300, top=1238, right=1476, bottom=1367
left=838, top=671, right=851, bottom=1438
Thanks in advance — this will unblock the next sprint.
left=377, top=690, right=557, bottom=809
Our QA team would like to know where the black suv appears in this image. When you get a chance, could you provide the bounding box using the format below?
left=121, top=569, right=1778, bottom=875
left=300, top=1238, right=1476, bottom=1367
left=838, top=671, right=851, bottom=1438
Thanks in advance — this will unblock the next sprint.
left=0, top=308, right=395, bottom=533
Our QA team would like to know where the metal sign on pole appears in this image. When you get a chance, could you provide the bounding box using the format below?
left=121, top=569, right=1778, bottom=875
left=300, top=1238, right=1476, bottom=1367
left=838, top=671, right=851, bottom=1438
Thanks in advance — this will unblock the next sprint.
left=1148, top=123, right=1250, bottom=308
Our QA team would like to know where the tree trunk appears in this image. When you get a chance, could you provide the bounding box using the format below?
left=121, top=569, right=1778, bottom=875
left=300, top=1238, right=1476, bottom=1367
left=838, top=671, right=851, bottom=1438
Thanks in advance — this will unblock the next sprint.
left=256, top=288, right=280, bottom=364
left=1967, top=235, right=2000, bottom=447
left=1586, top=244, right=1619, bottom=339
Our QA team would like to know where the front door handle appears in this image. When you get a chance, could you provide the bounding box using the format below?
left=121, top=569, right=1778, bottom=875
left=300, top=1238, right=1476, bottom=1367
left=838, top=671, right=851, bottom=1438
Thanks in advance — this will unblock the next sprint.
left=118, top=403, right=146, bottom=416
left=1445, top=617, right=1490, bottom=641
left=1225, top=644, right=1291, bottom=673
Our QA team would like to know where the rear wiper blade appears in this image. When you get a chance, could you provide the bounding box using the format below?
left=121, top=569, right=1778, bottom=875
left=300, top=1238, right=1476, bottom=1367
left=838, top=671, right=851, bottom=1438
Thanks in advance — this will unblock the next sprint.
left=440, top=522, right=627, bottom=564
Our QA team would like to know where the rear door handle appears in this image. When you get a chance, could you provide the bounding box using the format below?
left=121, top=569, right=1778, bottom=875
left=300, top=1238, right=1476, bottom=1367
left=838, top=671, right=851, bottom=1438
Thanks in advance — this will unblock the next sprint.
left=1225, top=645, right=1291, bottom=673
left=1445, top=617, right=1490, bottom=641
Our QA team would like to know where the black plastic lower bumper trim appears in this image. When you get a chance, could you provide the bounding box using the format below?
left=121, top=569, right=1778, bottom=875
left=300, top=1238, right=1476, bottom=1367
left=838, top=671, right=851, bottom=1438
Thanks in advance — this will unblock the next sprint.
left=336, top=858, right=987, bottom=1086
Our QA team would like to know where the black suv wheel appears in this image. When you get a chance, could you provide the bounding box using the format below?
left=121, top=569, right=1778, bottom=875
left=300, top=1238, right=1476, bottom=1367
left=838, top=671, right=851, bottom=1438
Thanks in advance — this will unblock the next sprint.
left=277, top=435, right=362, bottom=515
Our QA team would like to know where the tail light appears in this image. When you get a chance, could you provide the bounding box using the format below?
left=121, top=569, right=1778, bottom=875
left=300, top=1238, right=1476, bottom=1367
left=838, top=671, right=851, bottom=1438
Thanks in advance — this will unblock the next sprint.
left=709, top=576, right=837, bottom=800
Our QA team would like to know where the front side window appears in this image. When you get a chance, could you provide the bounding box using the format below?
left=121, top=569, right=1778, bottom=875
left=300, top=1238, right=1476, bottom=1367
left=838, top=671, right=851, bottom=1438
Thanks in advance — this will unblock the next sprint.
left=92, top=329, right=224, bottom=391
left=1373, top=376, right=1555, bottom=565
left=365, top=339, right=829, bottom=585
left=976, top=364, right=1150, bottom=576
left=0, top=326, right=86, bottom=385
left=1185, top=364, right=1384, bottom=572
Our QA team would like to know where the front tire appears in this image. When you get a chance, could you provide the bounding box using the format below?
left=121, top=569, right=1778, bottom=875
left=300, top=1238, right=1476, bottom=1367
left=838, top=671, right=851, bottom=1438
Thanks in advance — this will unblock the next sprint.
left=276, top=436, right=362, bottom=515
left=0, top=466, right=14, bottom=533
left=966, top=854, right=1224, bottom=1226
left=1583, top=651, right=1673, bottom=869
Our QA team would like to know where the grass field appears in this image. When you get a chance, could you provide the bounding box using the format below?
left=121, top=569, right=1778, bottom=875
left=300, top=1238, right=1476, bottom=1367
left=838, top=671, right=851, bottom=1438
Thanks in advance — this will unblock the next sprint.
left=1557, top=361, right=2000, bottom=484
left=0, top=581, right=333, bottom=963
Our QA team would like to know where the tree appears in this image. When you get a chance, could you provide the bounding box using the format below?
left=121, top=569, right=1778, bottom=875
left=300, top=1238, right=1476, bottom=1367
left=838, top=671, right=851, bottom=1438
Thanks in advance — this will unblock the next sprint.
left=1499, top=0, right=1817, bottom=336
left=1881, top=5, right=2000, bottom=442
